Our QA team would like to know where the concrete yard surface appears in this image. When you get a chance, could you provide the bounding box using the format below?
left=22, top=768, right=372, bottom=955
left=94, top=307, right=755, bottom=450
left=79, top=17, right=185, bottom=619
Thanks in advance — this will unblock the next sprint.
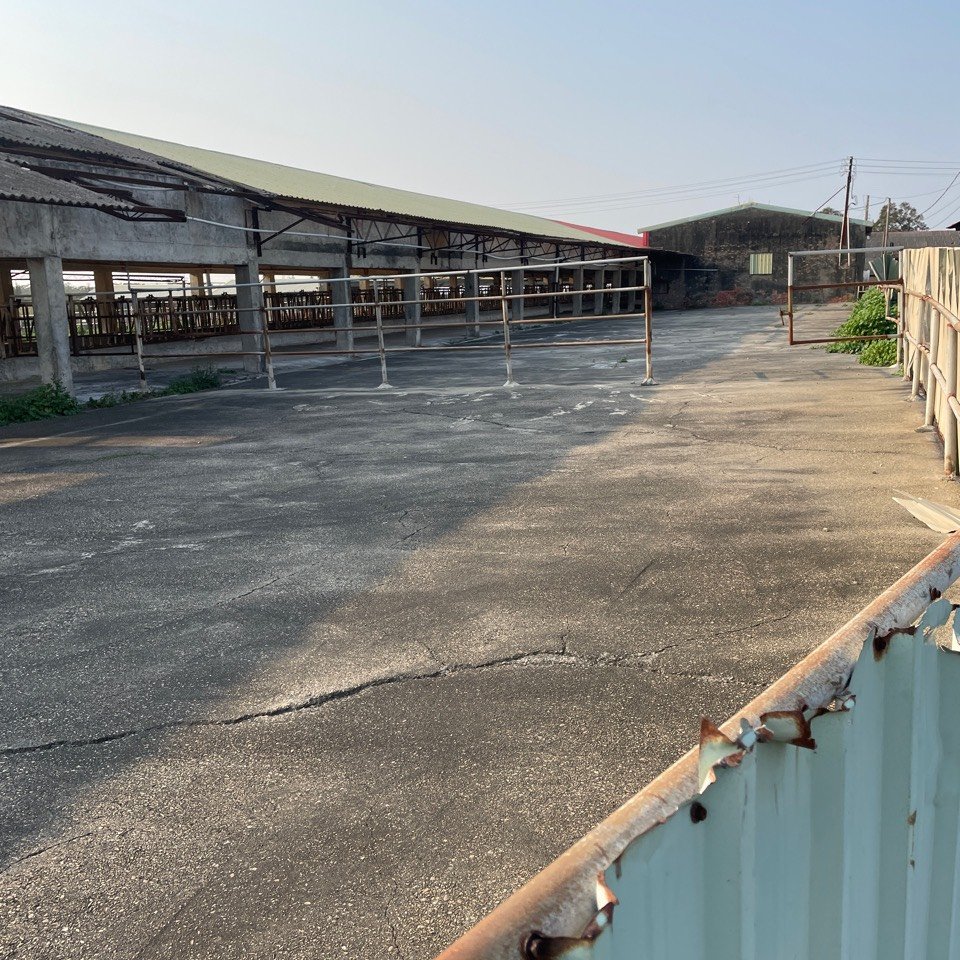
left=1, top=307, right=956, bottom=960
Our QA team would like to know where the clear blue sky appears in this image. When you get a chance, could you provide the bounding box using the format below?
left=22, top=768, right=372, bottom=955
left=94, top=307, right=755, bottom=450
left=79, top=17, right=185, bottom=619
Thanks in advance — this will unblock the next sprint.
left=4, top=0, right=959, bottom=230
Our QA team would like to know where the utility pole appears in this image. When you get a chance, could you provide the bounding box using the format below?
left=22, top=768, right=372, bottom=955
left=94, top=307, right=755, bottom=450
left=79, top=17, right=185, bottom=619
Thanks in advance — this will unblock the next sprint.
left=840, top=156, right=854, bottom=267
left=864, top=194, right=870, bottom=227
left=882, top=196, right=891, bottom=248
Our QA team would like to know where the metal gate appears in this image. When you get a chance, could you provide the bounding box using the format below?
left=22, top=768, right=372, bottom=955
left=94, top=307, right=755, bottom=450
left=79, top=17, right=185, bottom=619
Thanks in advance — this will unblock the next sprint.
left=783, top=245, right=903, bottom=347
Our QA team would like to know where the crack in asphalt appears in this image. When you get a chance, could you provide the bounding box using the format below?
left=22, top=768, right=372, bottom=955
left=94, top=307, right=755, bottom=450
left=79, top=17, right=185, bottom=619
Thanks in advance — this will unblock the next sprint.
left=2, top=613, right=794, bottom=758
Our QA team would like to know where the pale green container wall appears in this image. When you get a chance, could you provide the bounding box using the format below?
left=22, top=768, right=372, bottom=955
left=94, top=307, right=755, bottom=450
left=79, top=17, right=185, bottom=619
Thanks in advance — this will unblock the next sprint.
left=586, top=631, right=960, bottom=960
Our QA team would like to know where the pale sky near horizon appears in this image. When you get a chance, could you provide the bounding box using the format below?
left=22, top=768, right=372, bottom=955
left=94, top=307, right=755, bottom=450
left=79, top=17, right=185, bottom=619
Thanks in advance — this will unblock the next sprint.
left=3, top=0, right=959, bottom=231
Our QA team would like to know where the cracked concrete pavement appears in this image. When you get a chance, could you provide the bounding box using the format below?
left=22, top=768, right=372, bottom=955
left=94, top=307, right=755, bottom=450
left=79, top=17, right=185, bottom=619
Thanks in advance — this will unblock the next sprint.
left=2, top=306, right=958, bottom=959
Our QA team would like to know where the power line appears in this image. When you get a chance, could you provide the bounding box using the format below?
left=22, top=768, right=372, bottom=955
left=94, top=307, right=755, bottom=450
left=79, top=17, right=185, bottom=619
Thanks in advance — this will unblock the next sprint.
left=495, top=159, right=845, bottom=210
left=920, top=170, right=960, bottom=217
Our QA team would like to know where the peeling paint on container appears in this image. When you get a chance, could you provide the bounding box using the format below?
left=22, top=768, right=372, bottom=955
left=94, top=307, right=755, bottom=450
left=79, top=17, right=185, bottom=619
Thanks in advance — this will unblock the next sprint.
left=437, top=533, right=960, bottom=960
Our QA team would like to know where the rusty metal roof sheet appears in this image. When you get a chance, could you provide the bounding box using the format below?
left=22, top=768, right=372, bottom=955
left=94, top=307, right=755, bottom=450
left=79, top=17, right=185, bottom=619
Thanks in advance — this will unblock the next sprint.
left=0, top=157, right=134, bottom=210
left=43, top=114, right=624, bottom=245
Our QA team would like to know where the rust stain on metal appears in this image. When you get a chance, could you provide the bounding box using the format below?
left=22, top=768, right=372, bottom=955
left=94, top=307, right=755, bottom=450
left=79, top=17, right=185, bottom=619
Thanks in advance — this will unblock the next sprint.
left=872, top=625, right=913, bottom=660
left=757, top=710, right=817, bottom=750
left=697, top=717, right=746, bottom=793
left=524, top=873, right=618, bottom=958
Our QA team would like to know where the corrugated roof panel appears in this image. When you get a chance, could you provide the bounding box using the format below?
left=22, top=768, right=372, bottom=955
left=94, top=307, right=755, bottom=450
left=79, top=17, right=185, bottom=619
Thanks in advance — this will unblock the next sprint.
left=640, top=201, right=872, bottom=233
left=54, top=117, right=618, bottom=245
left=0, top=157, right=134, bottom=210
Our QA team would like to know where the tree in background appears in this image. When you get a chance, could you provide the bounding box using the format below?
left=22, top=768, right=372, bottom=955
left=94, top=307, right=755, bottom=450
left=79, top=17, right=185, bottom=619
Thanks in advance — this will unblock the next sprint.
left=872, top=201, right=927, bottom=232
left=820, top=206, right=843, bottom=216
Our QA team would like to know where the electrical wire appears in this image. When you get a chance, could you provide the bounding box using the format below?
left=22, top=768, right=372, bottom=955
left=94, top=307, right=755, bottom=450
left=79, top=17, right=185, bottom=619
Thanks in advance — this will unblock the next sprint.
left=500, top=161, right=844, bottom=212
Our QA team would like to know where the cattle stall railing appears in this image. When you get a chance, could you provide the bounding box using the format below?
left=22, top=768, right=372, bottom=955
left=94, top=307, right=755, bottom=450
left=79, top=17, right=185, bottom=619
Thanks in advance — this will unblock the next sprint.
left=67, top=256, right=653, bottom=392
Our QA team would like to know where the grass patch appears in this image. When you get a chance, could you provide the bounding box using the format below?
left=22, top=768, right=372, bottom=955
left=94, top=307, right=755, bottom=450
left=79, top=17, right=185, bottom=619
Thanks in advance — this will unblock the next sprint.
left=828, top=288, right=896, bottom=354
left=858, top=339, right=898, bottom=367
left=0, top=382, right=81, bottom=425
left=0, top=366, right=225, bottom=426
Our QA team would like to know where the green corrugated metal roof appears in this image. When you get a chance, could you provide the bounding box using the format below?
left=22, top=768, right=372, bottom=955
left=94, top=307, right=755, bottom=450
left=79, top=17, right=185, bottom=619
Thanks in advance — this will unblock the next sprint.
left=54, top=117, right=616, bottom=247
left=639, top=201, right=872, bottom=233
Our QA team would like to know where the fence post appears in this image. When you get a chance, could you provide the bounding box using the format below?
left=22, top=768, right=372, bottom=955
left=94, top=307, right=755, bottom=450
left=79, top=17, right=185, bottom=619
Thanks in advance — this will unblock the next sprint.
left=641, top=257, right=655, bottom=385
left=258, top=298, right=277, bottom=390
left=902, top=291, right=912, bottom=382
left=786, top=255, right=795, bottom=345
left=924, top=308, right=941, bottom=427
left=373, top=280, right=392, bottom=389
left=911, top=300, right=924, bottom=400
left=130, top=290, right=148, bottom=391
left=500, top=270, right=517, bottom=387
left=945, top=321, right=958, bottom=476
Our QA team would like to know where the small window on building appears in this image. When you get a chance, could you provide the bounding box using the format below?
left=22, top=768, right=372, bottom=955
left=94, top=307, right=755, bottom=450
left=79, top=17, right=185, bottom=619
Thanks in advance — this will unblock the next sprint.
left=750, top=252, right=773, bottom=275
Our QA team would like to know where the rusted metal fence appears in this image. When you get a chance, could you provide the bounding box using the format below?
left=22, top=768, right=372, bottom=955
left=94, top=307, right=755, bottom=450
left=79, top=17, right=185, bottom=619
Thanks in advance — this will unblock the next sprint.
left=783, top=246, right=903, bottom=346
left=57, top=256, right=652, bottom=392
left=900, top=248, right=960, bottom=477
left=437, top=533, right=960, bottom=960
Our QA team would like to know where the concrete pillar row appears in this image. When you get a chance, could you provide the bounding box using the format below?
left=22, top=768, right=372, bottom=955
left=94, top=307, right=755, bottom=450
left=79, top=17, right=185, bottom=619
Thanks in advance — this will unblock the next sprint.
left=510, top=268, right=525, bottom=324
left=330, top=256, right=354, bottom=354
left=625, top=268, right=638, bottom=313
left=402, top=272, right=421, bottom=347
left=593, top=268, right=605, bottom=315
left=92, top=266, right=117, bottom=333
left=571, top=267, right=584, bottom=317
left=28, top=256, right=73, bottom=392
left=609, top=269, right=622, bottom=315
left=464, top=272, right=480, bottom=336
left=234, top=258, right=265, bottom=374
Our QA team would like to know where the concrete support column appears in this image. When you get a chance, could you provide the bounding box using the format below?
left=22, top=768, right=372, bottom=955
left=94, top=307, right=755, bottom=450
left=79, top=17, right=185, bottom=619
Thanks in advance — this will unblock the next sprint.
left=402, top=272, right=421, bottom=346
left=0, top=266, right=13, bottom=357
left=234, top=259, right=265, bottom=374
left=510, top=268, right=525, bottom=323
left=189, top=272, right=204, bottom=293
left=625, top=268, right=638, bottom=313
left=28, top=256, right=73, bottom=391
left=464, top=272, right=480, bottom=336
left=571, top=267, right=584, bottom=317
left=593, top=269, right=605, bottom=315
left=92, top=266, right=116, bottom=333
left=609, top=269, right=621, bottom=314
left=331, top=256, right=354, bottom=353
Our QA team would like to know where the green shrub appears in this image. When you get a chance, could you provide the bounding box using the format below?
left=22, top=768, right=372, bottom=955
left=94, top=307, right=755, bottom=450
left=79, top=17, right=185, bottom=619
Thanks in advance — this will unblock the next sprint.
left=859, top=339, right=898, bottom=366
left=0, top=366, right=225, bottom=428
left=160, top=366, right=221, bottom=395
left=0, top=382, right=81, bottom=425
left=828, top=288, right=895, bottom=354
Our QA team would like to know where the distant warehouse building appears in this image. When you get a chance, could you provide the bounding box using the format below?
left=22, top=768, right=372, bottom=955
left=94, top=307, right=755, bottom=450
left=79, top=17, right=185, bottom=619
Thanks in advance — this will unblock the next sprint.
left=637, top=202, right=871, bottom=302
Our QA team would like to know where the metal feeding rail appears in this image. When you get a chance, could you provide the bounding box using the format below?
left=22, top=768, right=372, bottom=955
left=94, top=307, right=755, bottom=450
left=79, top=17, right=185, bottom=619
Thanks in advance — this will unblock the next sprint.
left=65, top=256, right=654, bottom=392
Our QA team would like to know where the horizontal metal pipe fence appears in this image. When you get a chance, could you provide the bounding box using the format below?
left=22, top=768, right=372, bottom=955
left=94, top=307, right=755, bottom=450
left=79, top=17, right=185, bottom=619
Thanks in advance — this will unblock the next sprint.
left=900, top=248, right=960, bottom=476
left=43, top=257, right=653, bottom=392
left=0, top=279, right=612, bottom=359
left=436, top=532, right=960, bottom=960
left=783, top=246, right=904, bottom=347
